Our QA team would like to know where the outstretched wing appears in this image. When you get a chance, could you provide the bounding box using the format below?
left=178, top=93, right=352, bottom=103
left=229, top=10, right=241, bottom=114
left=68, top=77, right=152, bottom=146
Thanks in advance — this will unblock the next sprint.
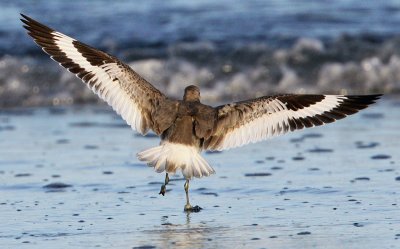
left=21, top=14, right=178, bottom=135
left=204, top=94, right=381, bottom=150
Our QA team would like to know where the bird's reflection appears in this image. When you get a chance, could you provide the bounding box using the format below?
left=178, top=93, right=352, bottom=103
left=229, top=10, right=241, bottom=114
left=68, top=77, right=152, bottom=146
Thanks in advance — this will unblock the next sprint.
left=143, top=212, right=221, bottom=248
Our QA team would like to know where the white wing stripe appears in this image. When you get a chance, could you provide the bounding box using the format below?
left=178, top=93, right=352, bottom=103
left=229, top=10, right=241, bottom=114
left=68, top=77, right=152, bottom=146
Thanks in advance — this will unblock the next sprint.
left=216, top=95, right=347, bottom=150
left=50, top=31, right=147, bottom=133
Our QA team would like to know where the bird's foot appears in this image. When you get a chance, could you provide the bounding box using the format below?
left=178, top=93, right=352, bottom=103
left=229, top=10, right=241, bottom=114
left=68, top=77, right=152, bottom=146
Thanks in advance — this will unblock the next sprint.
left=184, top=204, right=202, bottom=213
left=159, top=184, right=166, bottom=196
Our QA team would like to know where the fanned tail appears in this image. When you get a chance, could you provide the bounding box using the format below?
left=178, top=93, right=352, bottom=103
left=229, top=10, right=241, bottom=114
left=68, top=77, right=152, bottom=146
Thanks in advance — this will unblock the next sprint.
left=137, top=142, right=215, bottom=179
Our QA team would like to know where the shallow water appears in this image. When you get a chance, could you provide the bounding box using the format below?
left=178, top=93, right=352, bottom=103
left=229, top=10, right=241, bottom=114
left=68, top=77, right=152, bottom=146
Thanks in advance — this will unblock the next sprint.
left=0, top=97, right=399, bottom=248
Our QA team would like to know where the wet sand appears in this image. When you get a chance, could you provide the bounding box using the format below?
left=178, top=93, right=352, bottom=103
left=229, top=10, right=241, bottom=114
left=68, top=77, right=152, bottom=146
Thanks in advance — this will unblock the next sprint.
left=0, top=97, right=399, bottom=248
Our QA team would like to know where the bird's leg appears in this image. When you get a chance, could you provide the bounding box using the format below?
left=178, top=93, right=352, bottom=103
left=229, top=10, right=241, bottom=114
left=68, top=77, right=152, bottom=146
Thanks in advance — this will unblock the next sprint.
left=182, top=179, right=202, bottom=212
left=183, top=179, right=202, bottom=212
left=184, top=179, right=192, bottom=211
left=159, top=173, right=169, bottom=196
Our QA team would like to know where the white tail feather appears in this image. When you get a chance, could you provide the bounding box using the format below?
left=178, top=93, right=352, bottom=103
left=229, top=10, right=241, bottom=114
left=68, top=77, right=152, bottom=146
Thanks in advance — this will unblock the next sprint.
left=137, top=142, right=215, bottom=179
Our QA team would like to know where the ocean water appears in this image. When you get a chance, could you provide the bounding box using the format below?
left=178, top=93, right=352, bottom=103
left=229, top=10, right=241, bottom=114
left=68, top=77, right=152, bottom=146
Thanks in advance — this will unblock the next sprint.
left=1, top=1, right=400, bottom=107
left=0, top=97, right=399, bottom=248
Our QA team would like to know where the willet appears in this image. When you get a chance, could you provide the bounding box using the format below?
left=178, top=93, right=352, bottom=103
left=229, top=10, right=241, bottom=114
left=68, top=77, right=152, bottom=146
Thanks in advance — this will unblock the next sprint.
left=21, top=14, right=381, bottom=212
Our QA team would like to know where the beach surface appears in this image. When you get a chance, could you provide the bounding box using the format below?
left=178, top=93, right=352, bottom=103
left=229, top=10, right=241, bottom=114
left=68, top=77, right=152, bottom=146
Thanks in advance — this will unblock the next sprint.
left=0, top=97, right=399, bottom=248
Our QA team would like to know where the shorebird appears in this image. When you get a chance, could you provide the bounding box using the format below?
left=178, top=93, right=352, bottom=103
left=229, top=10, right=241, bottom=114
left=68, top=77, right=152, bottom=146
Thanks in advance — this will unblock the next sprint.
left=21, top=14, right=381, bottom=212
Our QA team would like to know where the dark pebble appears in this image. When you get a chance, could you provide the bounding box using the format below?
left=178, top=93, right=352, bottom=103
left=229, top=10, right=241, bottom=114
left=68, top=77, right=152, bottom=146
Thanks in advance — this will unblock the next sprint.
left=395, top=176, right=400, bottom=181
left=297, top=231, right=311, bottom=235
left=292, top=156, right=305, bottom=161
left=51, top=175, right=61, bottom=178
left=269, top=236, right=278, bottom=238
left=378, top=168, right=394, bottom=172
left=103, top=171, right=113, bottom=175
left=251, top=238, right=260, bottom=240
left=70, top=122, right=97, bottom=127
left=308, top=168, right=320, bottom=171
left=355, top=141, right=379, bottom=149
left=132, top=246, right=156, bottom=249
left=255, top=160, right=264, bottom=164
left=353, top=222, right=364, bottom=227
left=270, top=166, right=282, bottom=170
left=201, top=192, right=218, bottom=197
left=161, top=223, right=172, bottom=226
left=84, top=145, right=98, bottom=150
left=14, top=173, right=31, bottom=177
left=245, top=173, right=272, bottom=177
left=353, top=177, right=370, bottom=181
left=371, top=154, right=391, bottom=160
left=265, top=157, right=275, bottom=160
left=303, top=133, right=323, bottom=139
left=308, top=147, right=333, bottom=153
left=43, top=182, right=72, bottom=189
left=148, top=181, right=163, bottom=185
left=56, top=139, right=70, bottom=144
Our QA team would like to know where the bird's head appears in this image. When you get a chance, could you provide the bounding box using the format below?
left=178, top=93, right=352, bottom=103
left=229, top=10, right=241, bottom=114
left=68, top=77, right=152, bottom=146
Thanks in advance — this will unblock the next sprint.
left=183, top=85, right=200, bottom=102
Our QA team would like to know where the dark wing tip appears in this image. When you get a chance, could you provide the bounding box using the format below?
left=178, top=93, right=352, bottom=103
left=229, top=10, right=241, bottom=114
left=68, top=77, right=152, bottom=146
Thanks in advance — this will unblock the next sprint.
left=20, top=13, right=29, bottom=22
left=20, top=13, right=54, bottom=34
left=344, top=94, right=383, bottom=107
left=20, top=13, right=35, bottom=28
left=327, top=94, right=382, bottom=118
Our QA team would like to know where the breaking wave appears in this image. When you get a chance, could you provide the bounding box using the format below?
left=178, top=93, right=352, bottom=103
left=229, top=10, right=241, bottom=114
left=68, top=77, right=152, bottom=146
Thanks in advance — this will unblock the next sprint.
left=1, top=35, right=400, bottom=107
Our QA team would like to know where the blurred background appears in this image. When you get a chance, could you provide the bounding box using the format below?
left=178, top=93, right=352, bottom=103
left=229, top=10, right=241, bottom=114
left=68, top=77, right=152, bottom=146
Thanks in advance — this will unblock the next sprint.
left=1, top=0, right=400, bottom=107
